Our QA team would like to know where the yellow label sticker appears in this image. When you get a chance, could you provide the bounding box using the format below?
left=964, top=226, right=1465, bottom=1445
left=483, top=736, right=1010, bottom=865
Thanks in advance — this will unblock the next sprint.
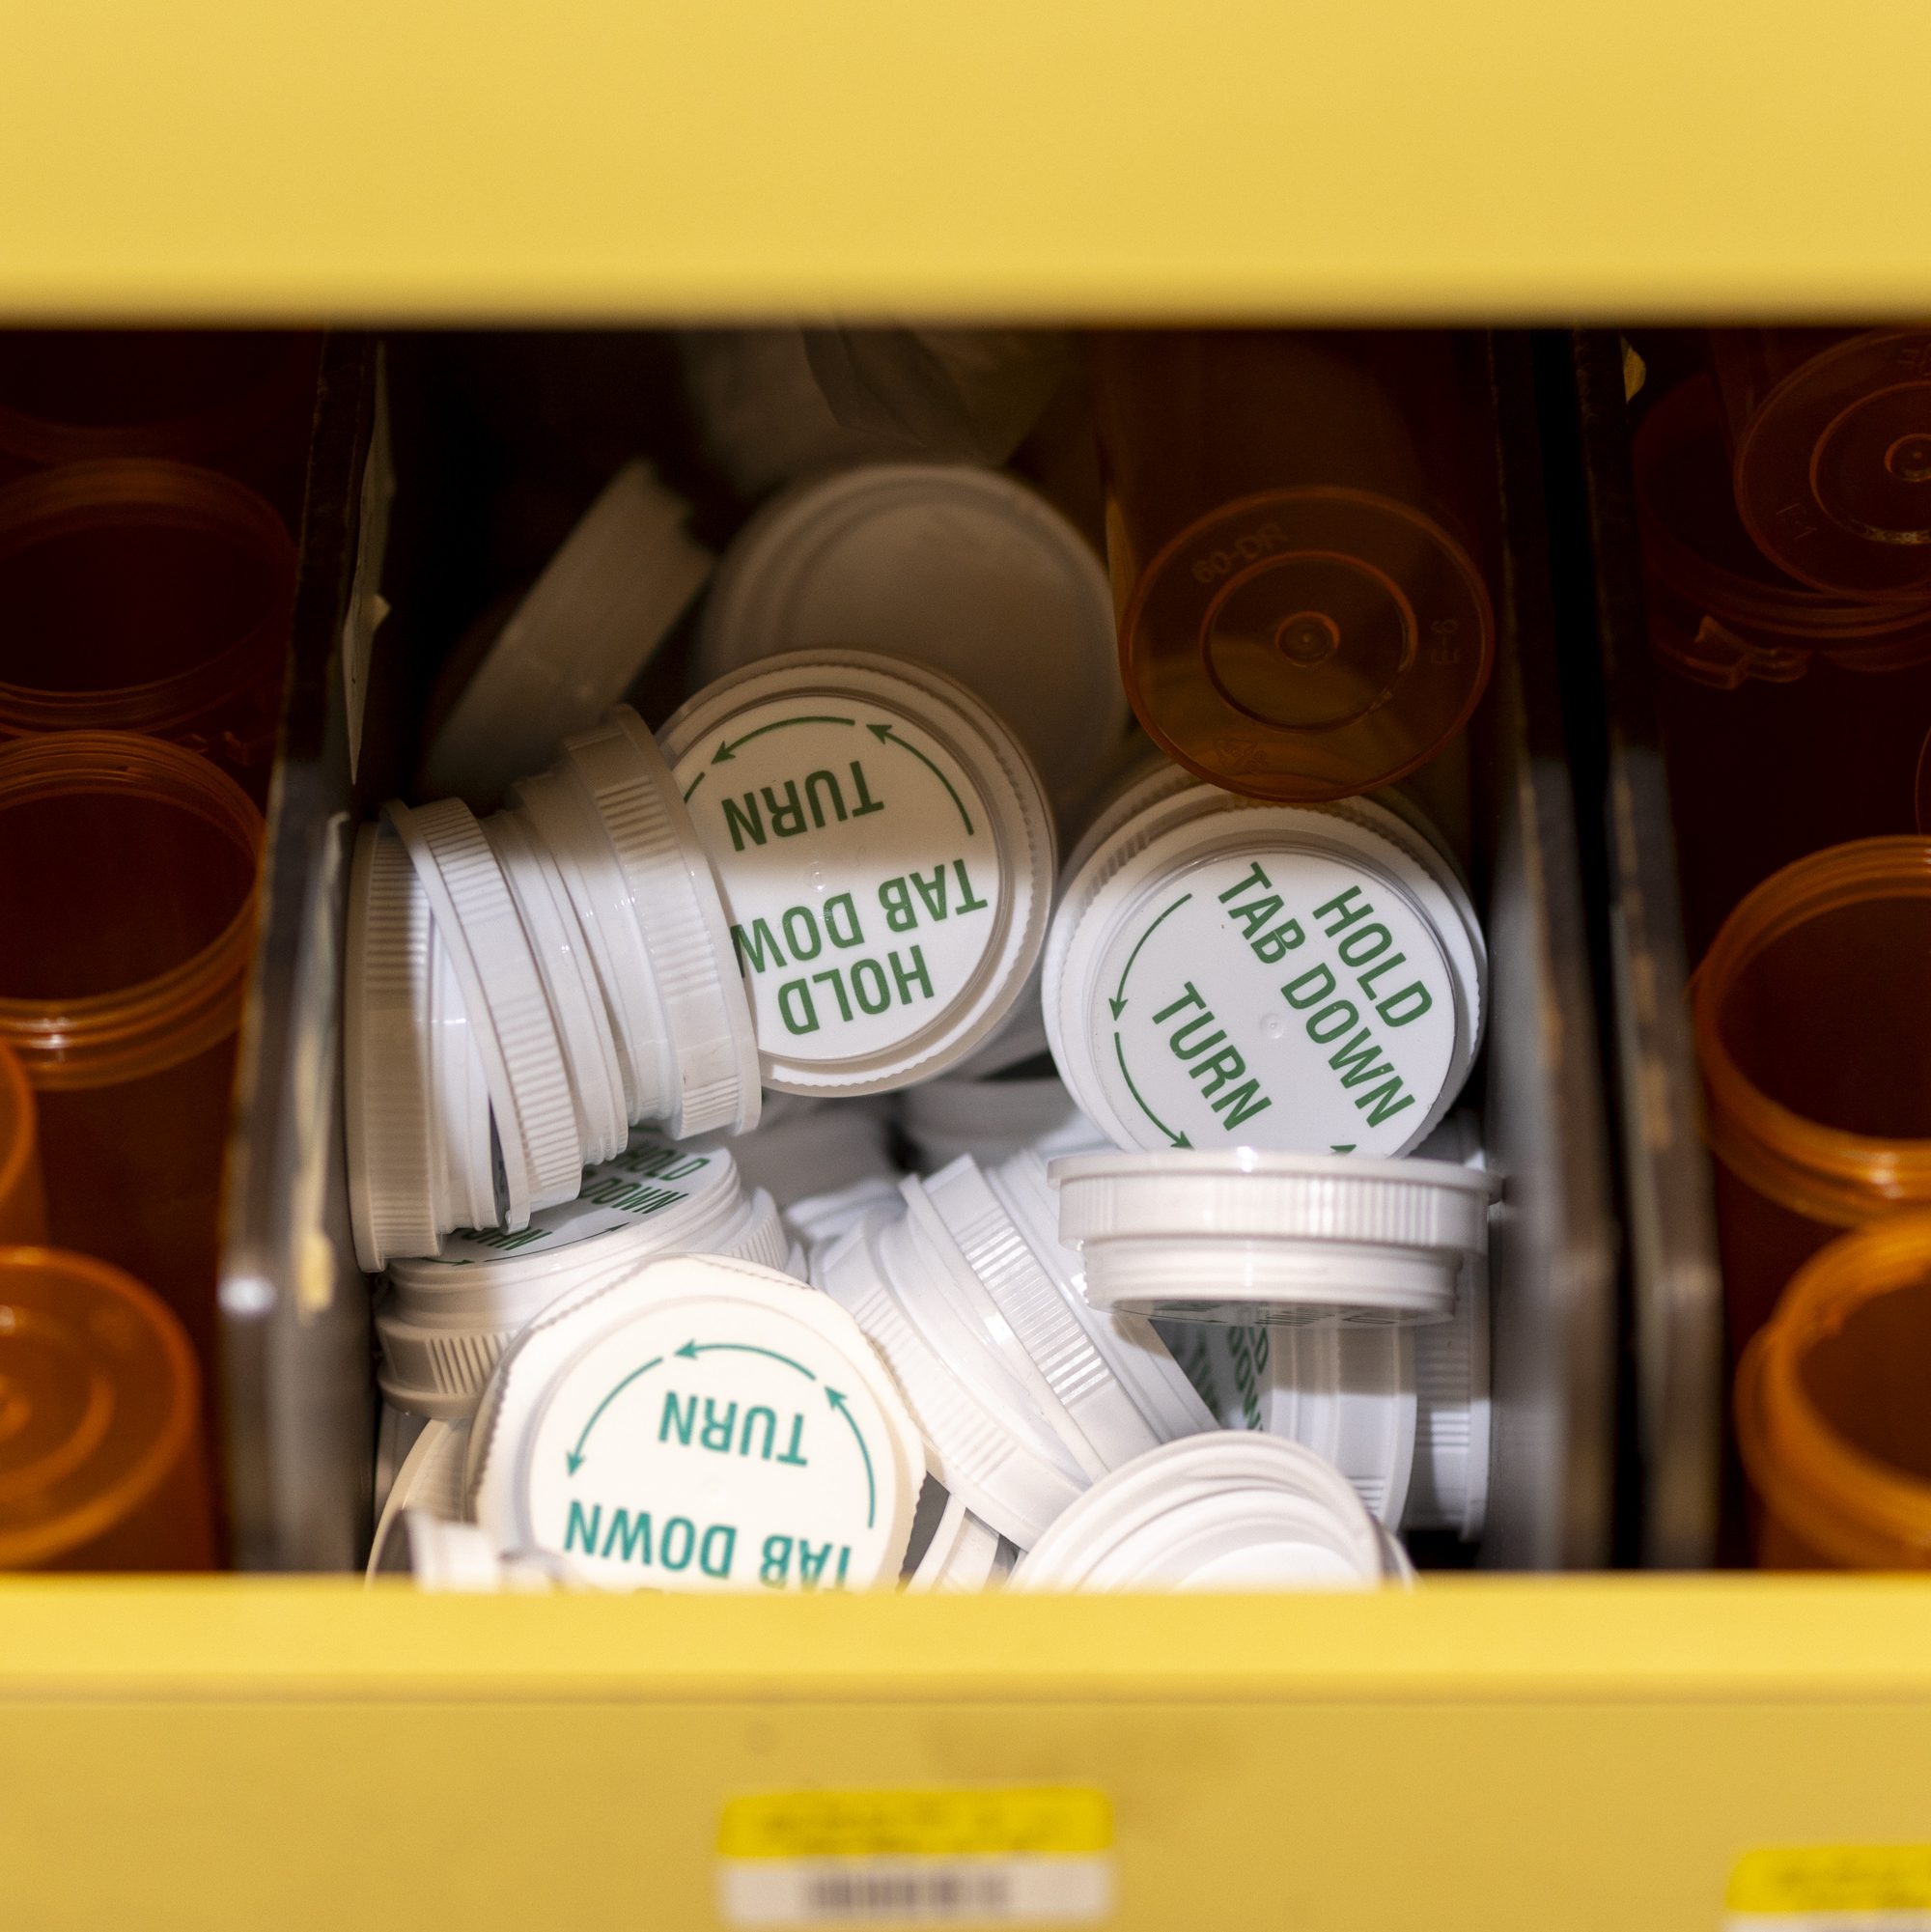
left=716, top=1787, right=1115, bottom=1925
left=1729, top=1846, right=1931, bottom=1918
left=718, top=1786, right=1113, bottom=1862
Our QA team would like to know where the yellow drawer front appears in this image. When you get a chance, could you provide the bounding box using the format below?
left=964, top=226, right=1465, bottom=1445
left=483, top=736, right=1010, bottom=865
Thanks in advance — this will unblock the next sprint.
left=3, top=1578, right=1929, bottom=1930
left=5, top=0, right=1931, bottom=321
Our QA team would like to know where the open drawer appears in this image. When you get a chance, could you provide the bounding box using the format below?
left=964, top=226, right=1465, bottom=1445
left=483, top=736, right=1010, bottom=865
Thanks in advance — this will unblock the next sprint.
left=1, top=321, right=1927, bottom=1932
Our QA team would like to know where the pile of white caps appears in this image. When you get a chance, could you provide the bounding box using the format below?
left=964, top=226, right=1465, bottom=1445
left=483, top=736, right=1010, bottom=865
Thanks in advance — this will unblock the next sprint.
left=347, top=644, right=1055, bottom=1273
left=354, top=452, right=1502, bottom=1598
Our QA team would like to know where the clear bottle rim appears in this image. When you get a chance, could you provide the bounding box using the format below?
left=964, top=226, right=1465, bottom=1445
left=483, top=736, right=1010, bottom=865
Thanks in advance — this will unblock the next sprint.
left=0, top=732, right=263, bottom=1090
left=1694, top=837, right=1931, bottom=1224
left=1736, top=1214, right=1931, bottom=1567
left=0, top=460, right=295, bottom=738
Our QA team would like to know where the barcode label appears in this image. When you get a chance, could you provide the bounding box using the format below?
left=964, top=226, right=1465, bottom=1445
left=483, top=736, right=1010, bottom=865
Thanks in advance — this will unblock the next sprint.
left=717, top=1784, right=1113, bottom=1927
left=720, top=1855, right=1111, bottom=1926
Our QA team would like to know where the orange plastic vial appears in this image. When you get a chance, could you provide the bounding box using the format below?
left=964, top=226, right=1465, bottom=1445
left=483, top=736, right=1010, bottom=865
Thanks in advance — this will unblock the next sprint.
left=0, top=733, right=263, bottom=1365
left=1089, top=330, right=1497, bottom=802
left=0, top=1040, right=44, bottom=1245
left=1708, top=327, right=1931, bottom=602
left=1736, top=1215, right=1931, bottom=1569
left=1693, top=838, right=1931, bottom=1359
left=0, top=460, right=296, bottom=798
left=0, top=1246, right=213, bottom=1571
left=0, top=329, right=320, bottom=513
left=1636, top=377, right=1931, bottom=948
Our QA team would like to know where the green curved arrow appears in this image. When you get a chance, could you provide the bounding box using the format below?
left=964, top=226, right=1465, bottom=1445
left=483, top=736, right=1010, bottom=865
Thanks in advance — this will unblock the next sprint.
left=567, top=1355, right=665, bottom=1474
left=826, top=1386, right=876, bottom=1528
left=1109, top=892, right=1191, bottom=1019
left=683, top=714, right=856, bottom=800
left=675, top=1339, right=817, bottom=1378
left=713, top=715, right=854, bottom=765
left=866, top=721, right=974, bottom=835
left=1113, top=1030, right=1190, bottom=1148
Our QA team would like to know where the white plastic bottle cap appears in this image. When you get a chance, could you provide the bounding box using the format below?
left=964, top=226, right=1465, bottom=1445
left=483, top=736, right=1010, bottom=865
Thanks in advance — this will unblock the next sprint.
left=484, top=807, right=629, bottom=1168
left=812, top=1190, right=1085, bottom=1549
left=812, top=1154, right=1210, bottom=1547
left=902, top=1479, right=1012, bottom=1593
left=420, top=462, right=714, bottom=808
left=553, top=707, right=762, bottom=1139
left=901, top=1071, right=1108, bottom=1173
left=661, top=652, right=1055, bottom=1095
left=385, top=797, right=584, bottom=1221
left=467, top=1254, right=920, bottom=1593
left=1009, top=1434, right=1412, bottom=1593
left=378, top=1132, right=787, bottom=1418
left=692, top=464, right=1124, bottom=818
left=1043, top=779, right=1484, bottom=1158
left=367, top=1418, right=471, bottom=1580
left=346, top=822, right=501, bottom=1272
left=1051, top=1148, right=1497, bottom=1325
left=1161, top=1318, right=1417, bottom=1526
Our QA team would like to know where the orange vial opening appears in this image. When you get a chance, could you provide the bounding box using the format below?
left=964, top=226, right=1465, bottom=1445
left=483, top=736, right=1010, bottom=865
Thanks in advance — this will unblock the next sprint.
left=0, top=460, right=296, bottom=795
left=1737, top=1216, right=1931, bottom=1569
left=0, top=1246, right=213, bottom=1571
left=1694, top=838, right=1931, bottom=1356
left=0, top=733, right=263, bottom=1364
left=1090, top=331, right=1497, bottom=803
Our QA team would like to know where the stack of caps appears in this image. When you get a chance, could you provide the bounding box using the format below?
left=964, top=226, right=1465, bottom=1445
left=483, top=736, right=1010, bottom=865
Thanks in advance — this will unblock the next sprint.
left=1010, top=1436, right=1413, bottom=1593
left=348, top=646, right=1056, bottom=1271
left=813, top=1151, right=1217, bottom=1548
left=346, top=707, right=761, bottom=1271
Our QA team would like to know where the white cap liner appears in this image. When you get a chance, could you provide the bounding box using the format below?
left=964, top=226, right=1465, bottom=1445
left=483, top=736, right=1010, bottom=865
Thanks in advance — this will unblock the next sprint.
left=659, top=651, right=1054, bottom=1095
left=692, top=463, right=1122, bottom=819
left=1043, top=776, right=1485, bottom=1159
left=467, top=1254, right=921, bottom=1592
left=1010, top=1435, right=1412, bottom=1593
left=420, top=462, right=714, bottom=808
left=1052, top=1148, right=1497, bottom=1326
left=378, top=1134, right=785, bottom=1418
